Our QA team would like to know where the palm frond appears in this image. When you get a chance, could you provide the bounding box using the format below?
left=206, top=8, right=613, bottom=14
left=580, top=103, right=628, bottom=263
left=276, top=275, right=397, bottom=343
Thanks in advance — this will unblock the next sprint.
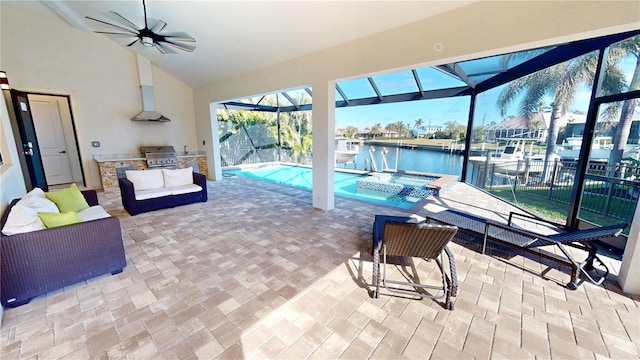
left=519, top=79, right=548, bottom=119
left=601, top=65, right=627, bottom=96
left=600, top=104, right=622, bottom=123
left=501, top=48, right=548, bottom=68
left=609, top=35, right=640, bottom=59
left=496, top=76, right=530, bottom=116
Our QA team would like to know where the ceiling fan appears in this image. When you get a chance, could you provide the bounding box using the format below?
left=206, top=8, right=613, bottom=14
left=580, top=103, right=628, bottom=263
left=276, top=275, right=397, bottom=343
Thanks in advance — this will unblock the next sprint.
left=85, top=0, right=196, bottom=54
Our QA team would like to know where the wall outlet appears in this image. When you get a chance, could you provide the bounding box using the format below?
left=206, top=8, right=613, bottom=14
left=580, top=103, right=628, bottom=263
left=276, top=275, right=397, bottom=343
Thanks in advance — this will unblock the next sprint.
left=92, top=141, right=100, bottom=147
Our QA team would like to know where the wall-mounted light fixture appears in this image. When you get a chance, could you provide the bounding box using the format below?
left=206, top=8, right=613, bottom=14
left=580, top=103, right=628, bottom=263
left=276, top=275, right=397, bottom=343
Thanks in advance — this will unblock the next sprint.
left=0, top=71, right=9, bottom=90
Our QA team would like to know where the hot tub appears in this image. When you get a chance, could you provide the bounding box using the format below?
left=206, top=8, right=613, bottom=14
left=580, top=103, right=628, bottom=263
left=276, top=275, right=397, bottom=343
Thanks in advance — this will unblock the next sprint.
left=356, top=173, right=438, bottom=201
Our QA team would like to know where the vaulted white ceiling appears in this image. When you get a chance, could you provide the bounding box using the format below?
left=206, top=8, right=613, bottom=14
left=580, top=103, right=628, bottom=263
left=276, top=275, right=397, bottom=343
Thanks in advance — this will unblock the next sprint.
left=41, top=0, right=474, bottom=88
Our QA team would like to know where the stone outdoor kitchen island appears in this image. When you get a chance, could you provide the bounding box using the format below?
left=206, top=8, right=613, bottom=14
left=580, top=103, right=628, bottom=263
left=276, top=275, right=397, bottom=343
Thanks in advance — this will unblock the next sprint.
left=94, top=152, right=208, bottom=191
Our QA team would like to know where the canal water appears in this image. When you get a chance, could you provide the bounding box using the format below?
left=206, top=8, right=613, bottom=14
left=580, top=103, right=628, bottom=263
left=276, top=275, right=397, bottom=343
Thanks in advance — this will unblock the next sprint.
left=339, top=144, right=464, bottom=177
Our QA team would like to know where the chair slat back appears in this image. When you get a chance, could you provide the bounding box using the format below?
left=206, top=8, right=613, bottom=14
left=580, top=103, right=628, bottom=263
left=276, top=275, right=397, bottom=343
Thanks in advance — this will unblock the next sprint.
left=382, top=223, right=458, bottom=259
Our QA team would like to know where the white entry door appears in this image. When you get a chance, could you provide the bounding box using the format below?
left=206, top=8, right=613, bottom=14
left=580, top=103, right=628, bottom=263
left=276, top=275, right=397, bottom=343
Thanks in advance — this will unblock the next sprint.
left=29, top=95, right=73, bottom=185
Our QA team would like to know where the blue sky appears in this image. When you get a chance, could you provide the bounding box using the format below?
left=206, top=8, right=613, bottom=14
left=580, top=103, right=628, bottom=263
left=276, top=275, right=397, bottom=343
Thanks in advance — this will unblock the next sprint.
left=335, top=81, right=592, bottom=131
left=261, top=47, right=635, bottom=130
left=334, top=51, right=636, bottom=131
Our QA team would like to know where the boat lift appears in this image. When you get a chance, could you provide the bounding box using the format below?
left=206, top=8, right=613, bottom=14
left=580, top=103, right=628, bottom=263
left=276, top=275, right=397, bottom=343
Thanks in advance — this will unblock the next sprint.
left=367, top=146, right=392, bottom=172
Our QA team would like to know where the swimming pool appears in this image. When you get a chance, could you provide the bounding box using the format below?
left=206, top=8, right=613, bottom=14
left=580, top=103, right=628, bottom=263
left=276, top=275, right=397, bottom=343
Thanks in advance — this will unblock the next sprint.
left=225, top=164, right=439, bottom=209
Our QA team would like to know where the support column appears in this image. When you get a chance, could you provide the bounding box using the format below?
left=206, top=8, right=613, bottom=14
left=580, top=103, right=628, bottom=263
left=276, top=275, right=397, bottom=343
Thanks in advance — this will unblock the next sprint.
left=618, top=200, right=640, bottom=294
left=206, top=102, right=223, bottom=181
left=311, top=80, right=335, bottom=211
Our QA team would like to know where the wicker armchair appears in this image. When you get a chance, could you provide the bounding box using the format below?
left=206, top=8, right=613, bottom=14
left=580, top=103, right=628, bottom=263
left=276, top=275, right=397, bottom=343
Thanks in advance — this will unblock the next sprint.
left=372, top=215, right=458, bottom=310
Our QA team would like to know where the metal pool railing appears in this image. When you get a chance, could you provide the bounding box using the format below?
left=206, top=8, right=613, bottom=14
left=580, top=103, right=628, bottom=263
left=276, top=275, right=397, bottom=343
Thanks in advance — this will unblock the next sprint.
left=480, top=159, right=639, bottom=226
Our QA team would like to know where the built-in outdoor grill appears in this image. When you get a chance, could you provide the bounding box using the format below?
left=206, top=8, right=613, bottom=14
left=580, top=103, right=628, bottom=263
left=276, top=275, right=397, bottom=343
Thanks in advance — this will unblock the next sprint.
left=142, top=146, right=178, bottom=168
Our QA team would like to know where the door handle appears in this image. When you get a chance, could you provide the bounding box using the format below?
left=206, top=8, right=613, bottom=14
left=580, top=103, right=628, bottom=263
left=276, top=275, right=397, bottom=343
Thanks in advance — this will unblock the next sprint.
left=24, top=142, right=34, bottom=156
left=59, top=150, right=67, bottom=154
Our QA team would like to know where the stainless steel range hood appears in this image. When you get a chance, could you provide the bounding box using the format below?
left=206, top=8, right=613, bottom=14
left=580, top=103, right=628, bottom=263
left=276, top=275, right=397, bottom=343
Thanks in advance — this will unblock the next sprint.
left=132, top=55, right=170, bottom=122
left=132, top=85, right=170, bottom=122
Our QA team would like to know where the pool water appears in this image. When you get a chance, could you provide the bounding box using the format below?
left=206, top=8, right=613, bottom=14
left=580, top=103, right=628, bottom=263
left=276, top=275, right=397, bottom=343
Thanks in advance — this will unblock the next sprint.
left=225, top=164, right=437, bottom=209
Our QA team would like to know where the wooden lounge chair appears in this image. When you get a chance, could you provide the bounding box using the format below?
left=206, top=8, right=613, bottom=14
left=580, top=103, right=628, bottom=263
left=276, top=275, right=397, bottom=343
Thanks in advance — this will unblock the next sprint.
left=483, top=212, right=627, bottom=290
left=372, top=215, right=458, bottom=310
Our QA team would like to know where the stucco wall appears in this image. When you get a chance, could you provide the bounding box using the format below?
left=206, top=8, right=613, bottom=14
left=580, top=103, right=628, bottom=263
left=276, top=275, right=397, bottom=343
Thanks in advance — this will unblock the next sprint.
left=0, top=2, right=27, bottom=214
left=0, top=1, right=197, bottom=189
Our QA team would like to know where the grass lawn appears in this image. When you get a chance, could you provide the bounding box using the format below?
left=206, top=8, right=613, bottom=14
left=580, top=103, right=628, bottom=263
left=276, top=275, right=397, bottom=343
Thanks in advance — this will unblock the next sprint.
left=488, top=186, right=633, bottom=234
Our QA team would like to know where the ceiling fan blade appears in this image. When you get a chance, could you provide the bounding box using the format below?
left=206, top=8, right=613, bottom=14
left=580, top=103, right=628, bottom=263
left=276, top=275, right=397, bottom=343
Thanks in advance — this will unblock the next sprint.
left=161, top=32, right=196, bottom=42
left=155, top=42, right=176, bottom=54
left=108, top=11, right=140, bottom=31
left=150, top=20, right=167, bottom=33
left=87, top=1, right=196, bottom=56
left=95, top=31, right=137, bottom=37
left=163, top=40, right=196, bottom=52
left=86, top=16, right=137, bottom=34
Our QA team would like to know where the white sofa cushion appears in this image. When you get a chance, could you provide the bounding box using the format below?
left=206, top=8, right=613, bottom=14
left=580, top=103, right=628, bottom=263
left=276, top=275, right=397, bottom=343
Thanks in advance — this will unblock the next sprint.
left=169, top=184, right=203, bottom=196
left=163, top=167, right=193, bottom=187
left=1, top=204, right=46, bottom=235
left=1, top=188, right=60, bottom=236
left=126, top=169, right=165, bottom=190
left=78, top=205, right=112, bottom=222
left=134, top=188, right=173, bottom=201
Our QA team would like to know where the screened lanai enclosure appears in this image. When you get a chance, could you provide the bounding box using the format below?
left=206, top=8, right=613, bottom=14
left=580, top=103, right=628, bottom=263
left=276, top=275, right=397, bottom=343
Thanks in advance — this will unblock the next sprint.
left=218, top=30, right=640, bottom=242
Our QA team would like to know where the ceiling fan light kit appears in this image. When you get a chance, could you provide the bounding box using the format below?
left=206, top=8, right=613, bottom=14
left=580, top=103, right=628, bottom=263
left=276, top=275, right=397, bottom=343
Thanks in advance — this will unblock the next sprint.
left=141, top=36, right=154, bottom=47
left=85, top=0, right=196, bottom=54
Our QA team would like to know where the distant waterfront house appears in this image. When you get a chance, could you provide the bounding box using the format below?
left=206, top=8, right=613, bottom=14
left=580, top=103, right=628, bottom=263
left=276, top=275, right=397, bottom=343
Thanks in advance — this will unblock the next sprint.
left=412, top=125, right=442, bottom=138
left=354, top=129, right=398, bottom=139
left=484, top=111, right=586, bottom=143
left=379, top=129, right=399, bottom=138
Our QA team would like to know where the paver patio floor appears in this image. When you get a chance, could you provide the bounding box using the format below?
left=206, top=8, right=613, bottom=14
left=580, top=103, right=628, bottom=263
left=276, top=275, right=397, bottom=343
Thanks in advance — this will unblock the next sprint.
left=1, top=175, right=638, bottom=359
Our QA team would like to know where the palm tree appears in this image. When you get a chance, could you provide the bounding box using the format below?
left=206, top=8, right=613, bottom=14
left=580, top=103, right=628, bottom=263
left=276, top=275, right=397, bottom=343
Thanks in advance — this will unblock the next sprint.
left=370, top=123, right=382, bottom=139
left=384, top=123, right=395, bottom=138
left=405, top=122, right=413, bottom=138
left=497, top=52, right=617, bottom=180
left=414, top=118, right=424, bottom=138
left=498, top=64, right=574, bottom=181
left=607, top=36, right=640, bottom=171
left=343, top=126, right=358, bottom=139
left=394, top=121, right=406, bottom=137
left=444, top=120, right=465, bottom=140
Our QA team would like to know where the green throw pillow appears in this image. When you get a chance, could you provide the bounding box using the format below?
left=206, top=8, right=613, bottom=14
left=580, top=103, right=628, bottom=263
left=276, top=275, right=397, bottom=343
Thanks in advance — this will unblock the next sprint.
left=45, top=183, right=89, bottom=213
left=38, top=211, right=83, bottom=228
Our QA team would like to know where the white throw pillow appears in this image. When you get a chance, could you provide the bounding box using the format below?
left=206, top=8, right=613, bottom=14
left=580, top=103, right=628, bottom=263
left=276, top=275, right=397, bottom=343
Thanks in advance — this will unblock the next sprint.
left=19, top=187, right=60, bottom=213
left=1, top=204, right=46, bottom=235
left=163, top=167, right=193, bottom=187
left=126, top=169, right=165, bottom=190
left=22, top=187, right=46, bottom=200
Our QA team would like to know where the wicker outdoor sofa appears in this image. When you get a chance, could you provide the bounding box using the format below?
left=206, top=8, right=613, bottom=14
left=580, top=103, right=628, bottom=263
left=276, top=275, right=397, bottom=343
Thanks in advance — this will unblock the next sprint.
left=118, top=170, right=208, bottom=215
left=0, top=190, right=126, bottom=307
